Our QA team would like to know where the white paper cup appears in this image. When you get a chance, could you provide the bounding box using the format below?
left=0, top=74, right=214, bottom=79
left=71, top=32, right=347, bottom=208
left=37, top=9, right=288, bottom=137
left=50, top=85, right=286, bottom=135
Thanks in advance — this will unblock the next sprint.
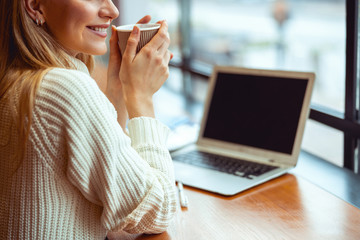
left=116, top=23, right=161, bottom=55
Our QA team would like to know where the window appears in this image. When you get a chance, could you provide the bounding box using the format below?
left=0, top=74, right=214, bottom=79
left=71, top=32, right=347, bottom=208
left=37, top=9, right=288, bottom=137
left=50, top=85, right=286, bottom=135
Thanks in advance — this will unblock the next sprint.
left=119, top=0, right=360, bottom=173
left=187, top=0, right=347, bottom=167
left=191, top=0, right=346, bottom=113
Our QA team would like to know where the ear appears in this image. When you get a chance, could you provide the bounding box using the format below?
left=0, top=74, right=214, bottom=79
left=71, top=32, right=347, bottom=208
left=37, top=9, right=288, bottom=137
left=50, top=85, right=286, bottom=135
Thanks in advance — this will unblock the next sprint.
left=24, top=0, right=45, bottom=25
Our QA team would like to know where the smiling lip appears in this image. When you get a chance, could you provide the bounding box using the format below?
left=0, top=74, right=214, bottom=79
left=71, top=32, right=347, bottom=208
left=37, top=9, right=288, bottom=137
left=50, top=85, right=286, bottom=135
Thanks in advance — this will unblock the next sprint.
left=87, top=24, right=110, bottom=38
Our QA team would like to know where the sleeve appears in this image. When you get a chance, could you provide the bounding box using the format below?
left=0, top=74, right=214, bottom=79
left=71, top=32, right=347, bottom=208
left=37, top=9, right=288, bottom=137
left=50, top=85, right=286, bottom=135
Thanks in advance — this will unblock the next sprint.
left=43, top=69, right=177, bottom=234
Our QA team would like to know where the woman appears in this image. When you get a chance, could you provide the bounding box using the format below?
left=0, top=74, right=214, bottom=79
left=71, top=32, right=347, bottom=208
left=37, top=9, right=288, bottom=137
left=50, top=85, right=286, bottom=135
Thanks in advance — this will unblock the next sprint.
left=0, top=0, right=177, bottom=239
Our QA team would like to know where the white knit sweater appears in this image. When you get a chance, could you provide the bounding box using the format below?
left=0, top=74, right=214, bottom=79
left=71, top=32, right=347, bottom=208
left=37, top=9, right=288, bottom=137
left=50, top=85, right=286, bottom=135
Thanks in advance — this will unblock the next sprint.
left=0, top=59, right=177, bottom=239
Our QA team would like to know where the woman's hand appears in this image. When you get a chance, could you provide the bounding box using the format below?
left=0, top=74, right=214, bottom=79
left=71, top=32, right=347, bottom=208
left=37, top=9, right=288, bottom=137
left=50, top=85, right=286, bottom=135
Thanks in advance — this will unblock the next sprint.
left=106, top=15, right=153, bottom=128
left=119, top=20, right=173, bottom=119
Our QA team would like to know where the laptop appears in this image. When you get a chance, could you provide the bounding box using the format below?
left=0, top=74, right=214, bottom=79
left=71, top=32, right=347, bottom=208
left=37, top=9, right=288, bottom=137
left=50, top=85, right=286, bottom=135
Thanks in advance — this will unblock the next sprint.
left=171, top=66, right=315, bottom=196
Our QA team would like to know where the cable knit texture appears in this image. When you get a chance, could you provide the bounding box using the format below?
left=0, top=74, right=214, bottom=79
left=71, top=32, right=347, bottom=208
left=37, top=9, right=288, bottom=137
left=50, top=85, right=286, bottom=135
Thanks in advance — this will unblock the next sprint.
left=0, top=58, right=177, bottom=239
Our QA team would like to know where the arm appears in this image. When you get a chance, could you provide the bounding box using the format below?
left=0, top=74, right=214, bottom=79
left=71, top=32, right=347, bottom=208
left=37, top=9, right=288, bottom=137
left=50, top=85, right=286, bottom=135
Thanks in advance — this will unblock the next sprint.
left=105, top=28, right=128, bottom=130
left=106, top=15, right=155, bottom=130
left=46, top=69, right=177, bottom=234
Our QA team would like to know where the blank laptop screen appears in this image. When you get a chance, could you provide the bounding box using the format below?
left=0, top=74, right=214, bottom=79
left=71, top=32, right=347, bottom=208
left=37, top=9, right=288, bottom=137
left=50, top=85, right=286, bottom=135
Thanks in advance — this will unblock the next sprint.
left=203, top=72, right=309, bottom=155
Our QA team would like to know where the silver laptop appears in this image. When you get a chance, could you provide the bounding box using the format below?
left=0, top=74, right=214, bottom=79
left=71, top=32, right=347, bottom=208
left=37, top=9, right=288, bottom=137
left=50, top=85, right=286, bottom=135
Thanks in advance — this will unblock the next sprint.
left=171, top=66, right=315, bottom=196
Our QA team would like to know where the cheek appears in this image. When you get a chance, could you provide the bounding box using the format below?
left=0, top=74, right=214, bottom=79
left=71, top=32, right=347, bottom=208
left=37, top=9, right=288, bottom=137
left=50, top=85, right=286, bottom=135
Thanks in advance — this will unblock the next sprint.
left=45, top=3, right=95, bottom=37
left=43, top=2, right=103, bottom=54
left=67, top=7, right=94, bottom=27
left=44, top=10, right=73, bottom=40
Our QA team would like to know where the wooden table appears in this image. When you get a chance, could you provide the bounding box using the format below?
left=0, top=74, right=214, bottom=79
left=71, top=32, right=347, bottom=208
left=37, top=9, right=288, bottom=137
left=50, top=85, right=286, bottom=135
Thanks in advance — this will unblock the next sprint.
left=107, top=174, right=360, bottom=240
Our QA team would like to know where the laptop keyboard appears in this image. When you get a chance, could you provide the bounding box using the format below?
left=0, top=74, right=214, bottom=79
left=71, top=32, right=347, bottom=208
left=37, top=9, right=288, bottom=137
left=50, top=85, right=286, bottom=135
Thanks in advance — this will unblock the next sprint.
left=172, top=151, right=278, bottom=179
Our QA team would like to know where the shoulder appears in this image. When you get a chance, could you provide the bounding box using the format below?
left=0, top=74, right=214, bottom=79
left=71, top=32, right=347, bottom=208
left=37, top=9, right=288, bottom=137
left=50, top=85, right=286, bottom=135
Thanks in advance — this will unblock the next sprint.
left=37, top=67, right=116, bottom=118
left=42, top=67, right=99, bottom=95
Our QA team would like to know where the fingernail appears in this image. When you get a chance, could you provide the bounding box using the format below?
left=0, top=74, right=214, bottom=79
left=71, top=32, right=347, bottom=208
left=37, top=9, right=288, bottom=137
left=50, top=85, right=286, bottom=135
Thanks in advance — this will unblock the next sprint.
left=133, top=26, right=139, bottom=35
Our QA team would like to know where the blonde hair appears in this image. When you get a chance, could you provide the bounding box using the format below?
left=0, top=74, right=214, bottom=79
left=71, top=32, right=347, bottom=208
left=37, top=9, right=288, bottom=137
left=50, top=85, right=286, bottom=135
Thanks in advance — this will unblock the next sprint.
left=0, top=0, right=94, bottom=160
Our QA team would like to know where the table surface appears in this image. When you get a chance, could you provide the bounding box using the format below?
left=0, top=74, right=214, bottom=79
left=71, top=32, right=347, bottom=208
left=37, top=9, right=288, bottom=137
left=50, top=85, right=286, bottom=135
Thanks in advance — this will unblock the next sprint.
left=107, top=173, right=360, bottom=240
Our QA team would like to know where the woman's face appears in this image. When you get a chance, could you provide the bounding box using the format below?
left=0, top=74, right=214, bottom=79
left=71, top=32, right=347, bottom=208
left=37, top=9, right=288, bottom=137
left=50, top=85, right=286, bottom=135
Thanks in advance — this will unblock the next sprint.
left=41, top=0, right=119, bottom=56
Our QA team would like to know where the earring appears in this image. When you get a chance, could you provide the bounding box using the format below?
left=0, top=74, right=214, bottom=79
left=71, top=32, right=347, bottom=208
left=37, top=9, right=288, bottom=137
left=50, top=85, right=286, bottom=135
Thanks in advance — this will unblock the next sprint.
left=35, top=17, right=45, bottom=26
left=34, top=11, right=45, bottom=26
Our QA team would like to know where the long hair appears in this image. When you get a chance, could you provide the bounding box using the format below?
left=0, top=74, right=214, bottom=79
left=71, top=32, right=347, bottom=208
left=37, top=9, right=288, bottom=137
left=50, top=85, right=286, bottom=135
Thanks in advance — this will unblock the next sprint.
left=0, top=0, right=94, bottom=161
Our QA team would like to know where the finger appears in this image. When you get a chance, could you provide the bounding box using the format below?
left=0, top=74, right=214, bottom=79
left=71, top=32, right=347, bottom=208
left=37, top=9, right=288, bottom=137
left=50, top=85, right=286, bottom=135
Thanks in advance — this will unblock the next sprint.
left=136, top=15, right=151, bottom=24
left=164, top=50, right=172, bottom=64
left=170, top=51, right=174, bottom=60
left=146, top=20, right=169, bottom=50
left=109, top=25, right=121, bottom=65
left=156, top=32, right=171, bottom=56
left=108, top=25, right=121, bottom=77
left=122, top=26, right=140, bottom=61
left=161, top=51, right=172, bottom=83
left=156, top=20, right=165, bottom=24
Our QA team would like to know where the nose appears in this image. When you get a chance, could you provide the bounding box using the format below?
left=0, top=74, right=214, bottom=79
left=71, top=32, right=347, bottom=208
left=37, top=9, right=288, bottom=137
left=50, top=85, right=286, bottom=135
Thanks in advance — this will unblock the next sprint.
left=100, top=0, right=119, bottom=20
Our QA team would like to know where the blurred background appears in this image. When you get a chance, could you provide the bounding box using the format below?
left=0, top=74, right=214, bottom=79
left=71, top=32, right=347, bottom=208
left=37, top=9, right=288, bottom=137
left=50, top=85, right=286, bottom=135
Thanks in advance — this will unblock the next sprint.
left=94, top=0, right=357, bottom=170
